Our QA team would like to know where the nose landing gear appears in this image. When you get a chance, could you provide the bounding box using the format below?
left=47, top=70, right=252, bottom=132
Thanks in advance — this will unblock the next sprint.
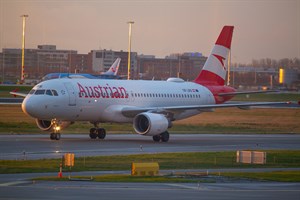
left=50, top=119, right=61, bottom=140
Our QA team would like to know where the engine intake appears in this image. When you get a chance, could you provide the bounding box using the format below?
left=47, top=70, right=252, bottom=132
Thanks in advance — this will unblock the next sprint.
left=35, top=119, right=72, bottom=131
left=133, top=113, right=169, bottom=136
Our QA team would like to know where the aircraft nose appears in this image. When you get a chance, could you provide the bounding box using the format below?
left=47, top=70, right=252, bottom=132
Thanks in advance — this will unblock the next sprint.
left=22, top=97, right=37, bottom=118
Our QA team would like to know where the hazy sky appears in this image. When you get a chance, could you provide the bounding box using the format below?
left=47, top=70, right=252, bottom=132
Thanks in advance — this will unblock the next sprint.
left=0, top=0, right=299, bottom=63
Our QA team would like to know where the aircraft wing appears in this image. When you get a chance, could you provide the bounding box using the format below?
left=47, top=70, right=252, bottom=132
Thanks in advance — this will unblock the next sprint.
left=218, top=90, right=279, bottom=96
left=121, top=101, right=293, bottom=118
left=10, top=91, right=27, bottom=98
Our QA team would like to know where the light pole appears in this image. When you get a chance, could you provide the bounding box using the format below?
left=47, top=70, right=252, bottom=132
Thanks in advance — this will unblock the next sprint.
left=20, top=14, right=28, bottom=84
left=227, top=49, right=231, bottom=86
left=127, top=21, right=134, bottom=80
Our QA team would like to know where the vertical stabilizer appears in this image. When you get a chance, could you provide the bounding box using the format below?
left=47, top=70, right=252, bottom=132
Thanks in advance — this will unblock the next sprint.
left=103, top=58, right=121, bottom=75
left=194, top=26, right=234, bottom=85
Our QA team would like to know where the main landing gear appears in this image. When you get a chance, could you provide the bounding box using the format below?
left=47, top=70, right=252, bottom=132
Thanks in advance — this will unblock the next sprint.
left=152, top=131, right=169, bottom=142
left=89, top=123, right=106, bottom=140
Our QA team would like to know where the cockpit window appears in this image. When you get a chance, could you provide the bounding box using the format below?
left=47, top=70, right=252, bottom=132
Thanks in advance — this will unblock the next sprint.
left=29, top=89, right=36, bottom=95
left=46, top=90, right=53, bottom=96
left=35, top=89, right=46, bottom=95
left=52, top=90, right=58, bottom=96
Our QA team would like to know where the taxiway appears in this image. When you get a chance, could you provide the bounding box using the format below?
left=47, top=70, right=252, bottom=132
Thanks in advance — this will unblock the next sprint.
left=0, top=133, right=299, bottom=160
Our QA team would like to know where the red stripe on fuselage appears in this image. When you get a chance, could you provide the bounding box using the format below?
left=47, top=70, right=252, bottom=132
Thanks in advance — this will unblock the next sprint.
left=205, top=85, right=236, bottom=104
left=194, top=70, right=225, bottom=86
left=194, top=70, right=236, bottom=104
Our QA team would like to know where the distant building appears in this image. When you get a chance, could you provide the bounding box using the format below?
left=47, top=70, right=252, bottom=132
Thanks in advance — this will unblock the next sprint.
left=35, top=45, right=77, bottom=76
left=137, top=52, right=207, bottom=80
left=0, top=45, right=77, bottom=80
left=69, top=53, right=93, bottom=74
left=2, top=44, right=297, bottom=89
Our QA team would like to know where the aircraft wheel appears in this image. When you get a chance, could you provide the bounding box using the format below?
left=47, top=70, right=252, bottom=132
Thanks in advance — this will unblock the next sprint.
left=89, top=128, right=97, bottom=139
left=50, top=133, right=61, bottom=140
left=153, top=135, right=161, bottom=142
left=160, top=131, right=169, bottom=142
left=50, top=133, right=56, bottom=140
left=55, top=133, right=61, bottom=140
left=97, top=128, right=106, bottom=139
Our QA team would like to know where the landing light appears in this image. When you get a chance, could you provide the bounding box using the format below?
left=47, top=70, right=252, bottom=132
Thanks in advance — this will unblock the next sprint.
left=54, top=126, right=61, bottom=131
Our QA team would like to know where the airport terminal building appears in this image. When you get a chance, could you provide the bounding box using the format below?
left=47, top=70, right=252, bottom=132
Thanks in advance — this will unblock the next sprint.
left=0, top=46, right=299, bottom=90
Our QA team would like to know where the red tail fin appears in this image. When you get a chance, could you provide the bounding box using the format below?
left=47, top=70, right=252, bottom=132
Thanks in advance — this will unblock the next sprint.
left=194, top=26, right=234, bottom=86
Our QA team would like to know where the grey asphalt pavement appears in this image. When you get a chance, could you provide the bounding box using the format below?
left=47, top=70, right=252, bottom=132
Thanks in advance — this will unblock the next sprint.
left=0, top=134, right=299, bottom=160
left=0, top=181, right=299, bottom=200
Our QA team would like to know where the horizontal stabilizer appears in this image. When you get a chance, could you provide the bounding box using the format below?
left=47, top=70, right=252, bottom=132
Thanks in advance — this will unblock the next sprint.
left=10, top=91, right=27, bottom=98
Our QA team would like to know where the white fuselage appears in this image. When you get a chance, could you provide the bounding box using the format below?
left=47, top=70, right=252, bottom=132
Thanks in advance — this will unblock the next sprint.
left=22, top=78, right=216, bottom=123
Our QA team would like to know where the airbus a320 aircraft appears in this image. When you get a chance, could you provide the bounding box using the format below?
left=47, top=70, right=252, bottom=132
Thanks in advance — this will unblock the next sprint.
left=15, top=26, right=291, bottom=141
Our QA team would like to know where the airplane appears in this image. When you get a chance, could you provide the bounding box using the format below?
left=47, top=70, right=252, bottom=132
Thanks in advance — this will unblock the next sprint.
left=13, top=26, right=292, bottom=141
left=41, top=58, right=122, bottom=81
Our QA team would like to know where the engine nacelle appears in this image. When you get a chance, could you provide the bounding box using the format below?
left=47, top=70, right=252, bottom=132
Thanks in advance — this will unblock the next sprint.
left=35, top=119, right=72, bottom=131
left=133, top=113, right=169, bottom=136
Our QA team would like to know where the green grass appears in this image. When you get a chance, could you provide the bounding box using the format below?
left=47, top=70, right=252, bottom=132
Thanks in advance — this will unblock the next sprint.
left=171, top=124, right=265, bottom=134
left=1, top=151, right=299, bottom=174
left=218, top=171, right=300, bottom=182
left=35, top=174, right=198, bottom=183
left=0, top=122, right=40, bottom=134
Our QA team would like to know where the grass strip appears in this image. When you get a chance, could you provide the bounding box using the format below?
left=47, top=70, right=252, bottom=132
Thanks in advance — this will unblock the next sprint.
left=34, top=174, right=198, bottom=183
left=1, top=150, right=300, bottom=174
left=1, top=104, right=299, bottom=134
left=217, top=171, right=300, bottom=182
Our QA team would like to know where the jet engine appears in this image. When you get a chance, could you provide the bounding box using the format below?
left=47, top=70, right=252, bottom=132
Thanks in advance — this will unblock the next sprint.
left=133, top=113, right=170, bottom=136
left=35, top=119, right=71, bottom=131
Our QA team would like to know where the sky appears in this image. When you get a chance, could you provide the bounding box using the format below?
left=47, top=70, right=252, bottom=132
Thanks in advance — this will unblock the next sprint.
left=0, top=0, right=299, bottom=64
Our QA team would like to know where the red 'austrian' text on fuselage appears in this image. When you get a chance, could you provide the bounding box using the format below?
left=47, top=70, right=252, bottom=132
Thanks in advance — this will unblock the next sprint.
left=77, top=82, right=128, bottom=99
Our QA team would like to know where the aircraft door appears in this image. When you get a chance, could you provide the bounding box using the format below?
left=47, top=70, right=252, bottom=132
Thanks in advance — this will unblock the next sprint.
left=64, top=82, right=76, bottom=106
left=130, top=91, right=135, bottom=102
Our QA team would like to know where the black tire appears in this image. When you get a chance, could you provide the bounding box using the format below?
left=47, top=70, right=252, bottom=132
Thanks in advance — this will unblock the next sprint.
left=50, top=133, right=56, bottom=140
left=97, top=128, right=106, bottom=139
left=55, top=133, right=61, bottom=140
left=89, top=128, right=97, bottom=139
left=161, top=131, right=169, bottom=142
left=153, top=135, right=161, bottom=142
